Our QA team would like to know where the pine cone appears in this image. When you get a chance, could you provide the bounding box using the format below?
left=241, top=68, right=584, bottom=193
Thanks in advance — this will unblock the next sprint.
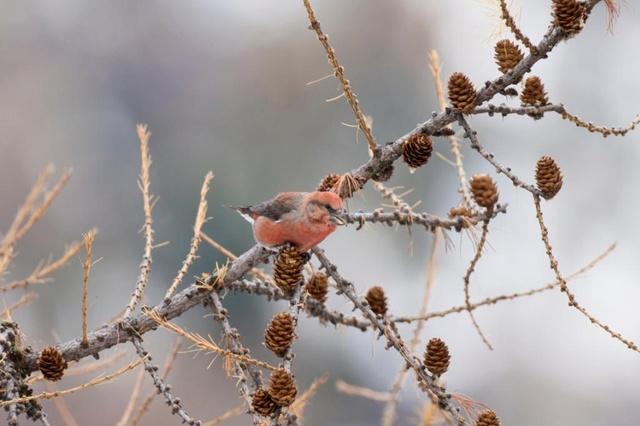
left=470, top=175, right=499, bottom=209
left=552, top=0, right=587, bottom=35
left=306, top=272, right=328, bottom=303
left=264, top=313, right=296, bottom=357
left=494, top=39, right=523, bottom=74
left=535, top=156, right=563, bottom=199
left=316, top=173, right=340, bottom=192
left=448, top=72, right=477, bottom=114
left=402, top=133, right=433, bottom=169
left=365, top=286, right=388, bottom=316
left=37, top=346, right=67, bottom=381
left=268, top=369, right=297, bottom=407
left=520, top=76, right=548, bottom=107
left=476, top=409, right=501, bottom=426
left=252, top=388, right=277, bottom=417
left=424, top=338, right=450, bottom=376
left=273, top=246, right=305, bottom=295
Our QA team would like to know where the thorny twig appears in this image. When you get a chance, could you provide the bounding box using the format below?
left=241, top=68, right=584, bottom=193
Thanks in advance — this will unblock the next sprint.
left=340, top=206, right=507, bottom=233
left=130, top=339, right=181, bottom=426
left=206, top=292, right=265, bottom=426
left=382, top=231, right=441, bottom=426
left=499, top=0, right=537, bottom=54
left=474, top=104, right=640, bottom=138
left=462, top=219, right=494, bottom=350
left=123, top=124, right=155, bottom=320
left=165, top=172, right=214, bottom=300
left=130, top=337, right=203, bottom=425
left=81, top=229, right=97, bottom=347
left=458, top=115, right=541, bottom=196
left=0, top=239, right=83, bottom=293
left=395, top=243, right=616, bottom=324
left=302, top=0, right=378, bottom=156
left=533, top=196, right=639, bottom=352
left=312, top=248, right=467, bottom=425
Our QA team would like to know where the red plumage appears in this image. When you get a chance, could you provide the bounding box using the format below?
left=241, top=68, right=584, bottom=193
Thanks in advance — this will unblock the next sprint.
left=231, top=191, right=344, bottom=252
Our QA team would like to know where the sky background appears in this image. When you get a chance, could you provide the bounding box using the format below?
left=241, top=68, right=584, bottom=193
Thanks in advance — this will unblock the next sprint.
left=1, top=1, right=639, bottom=425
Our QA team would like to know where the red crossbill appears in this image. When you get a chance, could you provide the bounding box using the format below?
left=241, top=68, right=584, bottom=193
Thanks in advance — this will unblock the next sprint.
left=230, top=191, right=345, bottom=252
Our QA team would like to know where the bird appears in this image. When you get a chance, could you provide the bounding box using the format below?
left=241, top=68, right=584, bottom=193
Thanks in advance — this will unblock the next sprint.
left=229, top=191, right=345, bottom=252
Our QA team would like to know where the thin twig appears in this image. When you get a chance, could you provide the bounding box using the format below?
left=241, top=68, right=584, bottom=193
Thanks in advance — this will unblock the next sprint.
left=335, top=380, right=391, bottom=403
left=123, top=124, right=155, bottom=320
left=396, top=243, right=616, bottom=324
left=130, top=339, right=181, bottom=426
left=289, top=373, right=329, bottom=420
left=46, top=383, right=79, bottom=426
left=130, top=337, right=202, bottom=425
left=2, top=292, right=38, bottom=320
left=561, top=110, right=640, bottom=138
left=341, top=206, right=507, bottom=233
left=115, top=365, right=146, bottom=426
left=0, top=239, right=83, bottom=293
left=462, top=219, right=493, bottom=350
left=302, top=0, right=378, bottom=156
left=0, top=359, right=144, bottom=407
left=207, top=292, right=264, bottom=426
left=313, top=248, right=466, bottom=425
left=458, top=115, right=541, bottom=196
left=382, top=231, right=441, bottom=426
left=165, top=172, right=214, bottom=300
left=15, top=168, right=72, bottom=243
left=203, top=404, right=245, bottom=426
left=499, top=0, right=537, bottom=53
left=145, top=309, right=278, bottom=371
left=533, top=195, right=639, bottom=353
left=81, top=229, right=97, bottom=347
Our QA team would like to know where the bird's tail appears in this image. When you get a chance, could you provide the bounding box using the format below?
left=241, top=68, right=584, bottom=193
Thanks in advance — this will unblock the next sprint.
left=225, top=205, right=256, bottom=223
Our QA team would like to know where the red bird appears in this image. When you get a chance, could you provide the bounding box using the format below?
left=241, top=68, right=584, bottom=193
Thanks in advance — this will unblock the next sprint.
left=231, top=191, right=345, bottom=252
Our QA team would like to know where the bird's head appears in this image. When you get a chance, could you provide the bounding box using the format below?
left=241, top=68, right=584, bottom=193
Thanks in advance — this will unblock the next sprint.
left=304, top=191, right=346, bottom=226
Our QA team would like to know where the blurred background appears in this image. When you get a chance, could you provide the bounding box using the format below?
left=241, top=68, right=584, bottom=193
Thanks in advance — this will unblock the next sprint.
left=1, top=1, right=639, bottom=425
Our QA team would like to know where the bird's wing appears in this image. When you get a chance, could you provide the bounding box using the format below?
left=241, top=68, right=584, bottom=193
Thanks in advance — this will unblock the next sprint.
left=250, top=192, right=305, bottom=221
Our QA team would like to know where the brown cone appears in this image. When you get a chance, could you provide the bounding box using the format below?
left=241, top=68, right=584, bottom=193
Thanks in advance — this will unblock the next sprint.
left=552, top=0, right=587, bottom=35
left=476, top=409, right=501, bottom=426
left=306, top=272, right=329, bottom=303
left=470, top=175, right=499, bottom=209
left=448, top=72, right=477, bottom=114
left=268, top=369, right=297, bottom=407
left=424, top=338, right=450, bottom=376
left=365, top=286, right=388, bottom=316
left=494, top=39, right=524, bottom=74
left=402, top=133, right=433, bottom=169
left=37, top=346, right=67, bottom=381
left=316, top=173, right=340, bottom=192
left=264, top=313, right=296, bottom=357
left=535, top=156, right=563, bottom=199
left=273, top=246, right=305, bottom=295
left=520, top=76, right=548, bottom=107
left=252, top=388, right=277, bottom=416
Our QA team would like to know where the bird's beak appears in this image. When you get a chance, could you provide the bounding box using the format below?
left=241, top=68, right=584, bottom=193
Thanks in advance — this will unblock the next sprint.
left=329, top=209, right=347, bottom=225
